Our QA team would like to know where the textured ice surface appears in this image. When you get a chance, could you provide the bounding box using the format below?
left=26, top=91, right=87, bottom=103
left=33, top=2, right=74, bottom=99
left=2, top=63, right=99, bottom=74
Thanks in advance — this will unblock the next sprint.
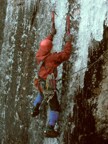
left=0, top=0, right=108, bottom=143
left=75, top=0, right=108, bottom=87
left=0, top=0, right=19, bottom=93
left=49, top=0, right=69, bottom=79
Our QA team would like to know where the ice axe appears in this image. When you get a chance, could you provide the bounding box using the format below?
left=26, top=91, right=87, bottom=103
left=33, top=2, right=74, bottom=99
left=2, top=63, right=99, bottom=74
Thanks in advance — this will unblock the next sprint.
left=51, top=2, right=58, bottom=29
left=51, top=11, right=55, bottom=28
left=66, top=13, right=70, bottom=35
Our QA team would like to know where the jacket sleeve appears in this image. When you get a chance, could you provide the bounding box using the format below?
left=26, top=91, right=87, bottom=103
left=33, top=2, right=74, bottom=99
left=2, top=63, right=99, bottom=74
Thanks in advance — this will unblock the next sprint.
left=53, top=42, right=72, bottom=65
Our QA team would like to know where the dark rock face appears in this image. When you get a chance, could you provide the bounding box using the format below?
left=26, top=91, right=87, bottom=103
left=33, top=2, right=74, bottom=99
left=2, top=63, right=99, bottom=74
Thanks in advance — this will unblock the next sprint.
left=0, top=1, right=6, bottom=54
left=62, top=26, right=108, bottom=144
left=60, top=1, right=108, bottom=144
left=0, top=1, right=108, bottom=144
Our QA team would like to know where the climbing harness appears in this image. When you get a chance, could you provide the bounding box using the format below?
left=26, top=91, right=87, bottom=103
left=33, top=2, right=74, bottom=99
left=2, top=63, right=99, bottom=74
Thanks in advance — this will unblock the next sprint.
left=34, top=68, right=57, bottom=103
left=35, top=54, right=57, bottom=102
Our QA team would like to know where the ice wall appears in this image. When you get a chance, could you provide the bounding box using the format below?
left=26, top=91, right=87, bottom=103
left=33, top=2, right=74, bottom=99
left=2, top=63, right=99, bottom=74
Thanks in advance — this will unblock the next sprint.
left=0, top=0, right=19, bottom=92
left=51, top=0, right=69, bottom=51
left=75, top=0, right=108, bottom=87
left=50, top=0, right=69, bottom=79
left=0, top=0, right=20, bottom=142
left=0, top=0, right=108, bottom=143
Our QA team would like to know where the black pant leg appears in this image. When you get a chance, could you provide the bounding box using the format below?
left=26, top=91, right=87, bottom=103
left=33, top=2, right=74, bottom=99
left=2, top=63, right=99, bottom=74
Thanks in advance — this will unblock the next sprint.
left=49, top=92, right=60, bottom=112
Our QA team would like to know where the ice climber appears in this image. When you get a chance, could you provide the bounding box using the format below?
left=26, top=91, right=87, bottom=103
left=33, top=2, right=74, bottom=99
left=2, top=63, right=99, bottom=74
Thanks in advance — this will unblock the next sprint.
left=31, top=13, right=72, bottom=137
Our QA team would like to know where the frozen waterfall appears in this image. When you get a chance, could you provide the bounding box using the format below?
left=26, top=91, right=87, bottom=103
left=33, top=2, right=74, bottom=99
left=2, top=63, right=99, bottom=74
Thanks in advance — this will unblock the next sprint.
left=0, top=0, right=108, bottom=144
left=75, top=0, right=108, bottom=87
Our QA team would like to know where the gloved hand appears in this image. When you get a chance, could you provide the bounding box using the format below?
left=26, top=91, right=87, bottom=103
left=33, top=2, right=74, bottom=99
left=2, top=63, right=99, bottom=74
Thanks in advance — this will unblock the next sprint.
left=50, top=27, right=56, bottom=36
left=65, top=34, right=72, bottom=42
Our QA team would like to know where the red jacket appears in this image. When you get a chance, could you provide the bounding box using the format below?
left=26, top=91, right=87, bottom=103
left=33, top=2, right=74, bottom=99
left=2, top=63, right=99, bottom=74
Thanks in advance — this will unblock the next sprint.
left=36, top=34, right=72, bottom=80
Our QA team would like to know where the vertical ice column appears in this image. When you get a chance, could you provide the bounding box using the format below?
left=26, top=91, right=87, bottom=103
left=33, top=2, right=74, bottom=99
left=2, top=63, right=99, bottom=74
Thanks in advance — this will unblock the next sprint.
left=0, top=0, right=20, bottom=142
left=75, top=0, right=108, bottom=87
left=50, top=0, right=69, bottom=79
left=0, top=0, right=19, bottom=94
left=51, top=0, right=69, bottom=52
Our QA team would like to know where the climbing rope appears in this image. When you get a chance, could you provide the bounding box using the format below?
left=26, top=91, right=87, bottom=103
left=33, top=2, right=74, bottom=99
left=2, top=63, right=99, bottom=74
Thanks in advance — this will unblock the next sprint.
left=58, top=49, right=108, bottom=81
left=73, top=49, right=108, bottom=75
